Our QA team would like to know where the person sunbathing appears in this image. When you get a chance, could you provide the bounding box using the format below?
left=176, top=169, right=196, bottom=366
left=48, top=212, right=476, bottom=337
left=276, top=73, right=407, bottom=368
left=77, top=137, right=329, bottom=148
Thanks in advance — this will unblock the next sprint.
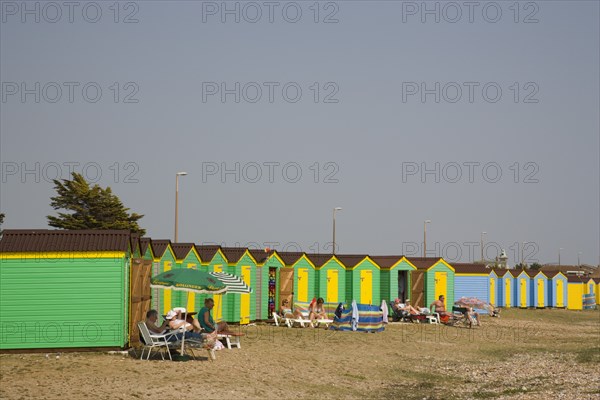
left=280, top=299, right=303, bottom=319
left=401, top=299, right=422, bottom=316
left=167, top=307, right=202, bottom=333
left=309, top=297, right=328, bottom=322
left=430, top=295, right=452, bottom=323
left=165, top=309, right=215, bottom=342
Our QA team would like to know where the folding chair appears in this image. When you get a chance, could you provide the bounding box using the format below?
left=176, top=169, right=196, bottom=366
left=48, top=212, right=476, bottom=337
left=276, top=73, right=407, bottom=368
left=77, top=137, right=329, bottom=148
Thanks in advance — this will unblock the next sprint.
left=137, top=321, right=177, bottom=361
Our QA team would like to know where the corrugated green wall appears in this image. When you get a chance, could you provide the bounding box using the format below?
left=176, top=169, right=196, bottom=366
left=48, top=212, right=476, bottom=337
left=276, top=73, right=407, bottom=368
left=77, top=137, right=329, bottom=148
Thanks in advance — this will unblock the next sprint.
left=0, top=256, right=129, bottom=350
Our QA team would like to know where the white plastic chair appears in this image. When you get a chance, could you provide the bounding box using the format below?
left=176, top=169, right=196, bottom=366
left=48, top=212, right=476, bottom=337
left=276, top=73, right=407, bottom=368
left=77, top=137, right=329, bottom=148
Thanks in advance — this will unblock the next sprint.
left=137, top=321, right=176, bottom=361
left=419, top=307, right=440, bottom=324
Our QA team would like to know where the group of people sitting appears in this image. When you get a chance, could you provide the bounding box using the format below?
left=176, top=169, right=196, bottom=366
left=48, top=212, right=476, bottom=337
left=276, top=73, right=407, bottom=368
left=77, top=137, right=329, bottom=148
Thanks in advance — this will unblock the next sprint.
left=279, top=297, right=329, bottom=325
left=144, top=298, right=244, bottom=348
left=392, top=295, right=481, bottom=325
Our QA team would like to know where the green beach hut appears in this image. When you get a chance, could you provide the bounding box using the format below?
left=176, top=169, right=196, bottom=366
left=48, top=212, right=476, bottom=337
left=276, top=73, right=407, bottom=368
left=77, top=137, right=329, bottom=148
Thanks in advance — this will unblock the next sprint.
left=372, top=255, right=416, bottom=304
left=195, top=245, right=228, bottom=322
left=0, top=229, right=134, bottom=350
left=336, top=255, right=379, bottom=306
left=407, top=257, right=455, bottom=309
left=171, top=243, right=202, bottom=312
left=221, top=247, right=257, bottom=324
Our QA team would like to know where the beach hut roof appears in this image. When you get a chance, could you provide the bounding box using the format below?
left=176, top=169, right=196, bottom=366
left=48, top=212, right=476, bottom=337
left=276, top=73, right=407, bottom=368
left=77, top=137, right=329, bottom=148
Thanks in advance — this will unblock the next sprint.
left=305, top=253, right=334, bottom=267
left=567, top=275, right=586, bottom=283
left=195, top=245, right=221, bottom=262
left=247, top=248, right=273, bottom=264
left=406, top=257, right=442, bottom=270
left=509, top=269, right=528, bottom=277
left=369, top=255, right=406, bottom=269
left=140, top=237, right=152, bottom=255
left=544, top=270, right=565, bottom=279
left=221, top=247, right=248, bottom=263
left=0, top=229, right=132, bottom=253
left=334, top=254, right=369, bottom=268
left=525, top=269, right=546, bottom=278
left=151, top=240, right=173, bottom=258
left=277, top=251, right=305, bottom=265
left=453, top=263, right=489, bottom=274
left=171, top=243, right=196, bottom=260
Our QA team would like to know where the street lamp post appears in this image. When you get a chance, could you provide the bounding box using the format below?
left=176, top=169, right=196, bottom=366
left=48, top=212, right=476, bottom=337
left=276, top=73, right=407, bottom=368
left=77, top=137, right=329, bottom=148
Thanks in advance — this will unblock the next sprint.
left=480, top=231, right=487, bottom=263
left=174, top=172, right=188, bottom=242
left=521, top=242, right=525, bottom=266
left=578, top=252, right=582, bottom=266
left=423, top=220, right=431, bottom=257
left=332, top=207, right=342, bottom=254
left=558, top=248, right=563, bottom=266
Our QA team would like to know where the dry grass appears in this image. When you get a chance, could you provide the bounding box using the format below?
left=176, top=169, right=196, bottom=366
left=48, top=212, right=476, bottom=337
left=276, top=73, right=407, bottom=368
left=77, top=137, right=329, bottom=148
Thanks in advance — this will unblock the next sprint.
left=1, top=309, right=598, bottom=399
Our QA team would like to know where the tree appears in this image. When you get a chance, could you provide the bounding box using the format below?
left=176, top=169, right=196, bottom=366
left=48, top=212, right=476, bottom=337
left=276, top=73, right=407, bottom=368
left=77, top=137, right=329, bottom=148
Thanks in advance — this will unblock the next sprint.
left=0, top=213, right=4, bottom=225
left=47, top=173, right=145, bottom=235
left=530, top=262, right=542, bottom=270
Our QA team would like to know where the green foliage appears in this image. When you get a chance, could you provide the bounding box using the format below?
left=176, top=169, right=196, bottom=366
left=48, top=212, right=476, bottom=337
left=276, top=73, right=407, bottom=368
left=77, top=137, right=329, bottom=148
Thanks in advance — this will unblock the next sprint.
left=47, top=173, right=145, bottom=235
left=0, top=213, right=4, bottom=225
left=530, top=262, right=542, bottom=270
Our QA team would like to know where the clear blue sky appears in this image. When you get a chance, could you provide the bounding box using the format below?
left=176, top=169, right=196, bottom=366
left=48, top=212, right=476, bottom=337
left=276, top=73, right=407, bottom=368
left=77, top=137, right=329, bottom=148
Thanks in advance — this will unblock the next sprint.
left=1, top=1, right=598, bottom=266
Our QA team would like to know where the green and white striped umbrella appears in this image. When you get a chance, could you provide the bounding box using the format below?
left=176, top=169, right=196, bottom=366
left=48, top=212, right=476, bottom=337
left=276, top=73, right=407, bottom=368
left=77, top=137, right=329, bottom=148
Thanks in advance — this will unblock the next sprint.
left=209, top=272, right=252, bottom=294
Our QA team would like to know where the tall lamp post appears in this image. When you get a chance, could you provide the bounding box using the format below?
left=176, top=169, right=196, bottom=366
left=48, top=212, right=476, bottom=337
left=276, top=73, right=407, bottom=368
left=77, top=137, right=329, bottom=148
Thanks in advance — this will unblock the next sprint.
left=578, top=252, right=582, bottom=266
left=174, top=172, right=188, bottom=242
left=423, top=220, right=431, bottom=257
left=332, top=207, right=342, bottom=255
left=558, top=247, right=563, bottom=266
left=480, top=231, right=487, bottom=263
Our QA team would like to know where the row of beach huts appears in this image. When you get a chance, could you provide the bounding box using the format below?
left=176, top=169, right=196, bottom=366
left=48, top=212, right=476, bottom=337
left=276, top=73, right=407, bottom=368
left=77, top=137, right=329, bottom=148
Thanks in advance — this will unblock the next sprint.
left=0, top=229, right=598, bottom=351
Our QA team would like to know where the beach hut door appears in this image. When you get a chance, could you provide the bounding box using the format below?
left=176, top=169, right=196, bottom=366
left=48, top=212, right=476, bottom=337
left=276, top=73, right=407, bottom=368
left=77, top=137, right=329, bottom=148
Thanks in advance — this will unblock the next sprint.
left=556, top=280, right=564, bottom=307
left=240, top=266, right=251, bottom=324
left=505, top=278, right=511, bottom=308
left=279, top=268, right=294, bottom=306
left=489, top=277, right=496, bottom=306
left=537, top=279, right=544, bottom=307
left=326, top=269, right=338, bottom=303
left=434, top=272, right=447, bottom=304
left=520, top=278, right=527, bottom=308
left=360, top=270, right=373, bottom=305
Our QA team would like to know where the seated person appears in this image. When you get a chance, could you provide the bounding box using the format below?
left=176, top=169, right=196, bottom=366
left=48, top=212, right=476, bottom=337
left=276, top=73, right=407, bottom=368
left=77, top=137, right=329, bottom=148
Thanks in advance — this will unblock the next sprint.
left=458, top=305, right=480, bottom=326
left=165, top=309, right=213, bottom=342
left=391, top=298, right=409, bottom=319
left=169, top=307, right=202, bottom=333
left=199, top=298, right=244, bottom=336
left=401, top=299, right=422, bottom=316
left=280, top=299, right=303, bottom=319
left=308, top=297, right=328, bottom=321
left=144, top=309, right=178, bottom=343
left=430, top=295, right=452, bottom=323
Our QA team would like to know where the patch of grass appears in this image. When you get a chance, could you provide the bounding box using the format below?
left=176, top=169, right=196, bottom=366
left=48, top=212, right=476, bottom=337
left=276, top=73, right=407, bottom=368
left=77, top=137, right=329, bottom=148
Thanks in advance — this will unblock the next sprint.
left=342, top=373, right=366, bottom=380
left=471, top=391, right=499, bottom=399
left=502, top=387, right=528, bottom=395
left=575, top=347, right=600, bottom=363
